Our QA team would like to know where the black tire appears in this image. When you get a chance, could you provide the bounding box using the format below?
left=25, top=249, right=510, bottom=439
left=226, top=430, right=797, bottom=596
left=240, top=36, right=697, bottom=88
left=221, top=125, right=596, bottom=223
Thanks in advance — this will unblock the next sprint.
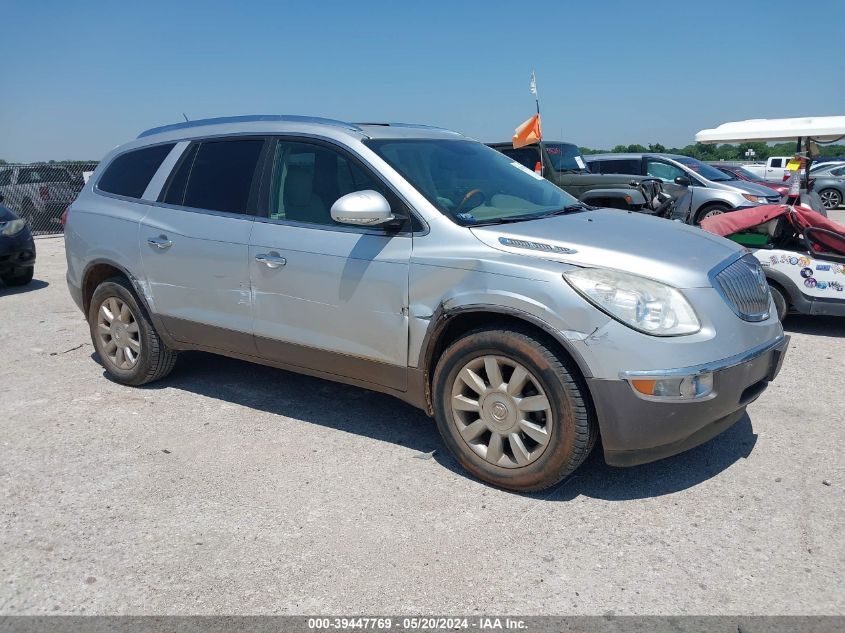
left=1, top=267, right=34, bottom=286
left=432, top=326, right=596, bottom=492
left=695, top=204, right=730, bottom=225
left=769, top=283, right=788, bottom=322
left=88, top=276, right=177, bottom=386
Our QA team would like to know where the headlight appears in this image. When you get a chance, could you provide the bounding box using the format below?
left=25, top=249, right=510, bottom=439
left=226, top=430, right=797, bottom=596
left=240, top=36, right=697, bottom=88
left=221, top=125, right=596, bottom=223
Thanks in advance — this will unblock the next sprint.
left=0, top=219, right=26, bottom=236
left=563, top=268, right=700, bottom=336
left=742, top=193, right=767, bottom=204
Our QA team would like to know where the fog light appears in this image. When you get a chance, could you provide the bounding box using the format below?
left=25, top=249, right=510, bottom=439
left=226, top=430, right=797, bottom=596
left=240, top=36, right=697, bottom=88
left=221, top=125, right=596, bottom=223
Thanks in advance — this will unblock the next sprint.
left=630, top=372, right=713, bottom=400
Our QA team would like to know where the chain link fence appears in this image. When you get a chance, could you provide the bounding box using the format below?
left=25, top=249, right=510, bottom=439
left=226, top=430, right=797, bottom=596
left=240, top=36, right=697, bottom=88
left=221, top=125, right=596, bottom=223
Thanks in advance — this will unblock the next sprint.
left=0, top=162, right=97, bottom=235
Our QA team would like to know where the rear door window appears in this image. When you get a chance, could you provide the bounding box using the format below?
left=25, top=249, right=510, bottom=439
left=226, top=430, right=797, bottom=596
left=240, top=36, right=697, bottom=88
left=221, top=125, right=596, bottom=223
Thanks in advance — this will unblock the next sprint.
left=592, top=159, right=642, bottom=175
left=98, top=144, right=176, bottom=198
left=770, top=158, right=783, bottom=168
left=0, top=170, right=12, bottom=186
left=163, top=138, right=264, bottom=214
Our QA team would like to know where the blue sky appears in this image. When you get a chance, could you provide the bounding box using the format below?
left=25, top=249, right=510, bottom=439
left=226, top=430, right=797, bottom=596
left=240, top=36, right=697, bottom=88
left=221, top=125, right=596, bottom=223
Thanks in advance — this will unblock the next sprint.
left=1, top=0, right=843, bottom=162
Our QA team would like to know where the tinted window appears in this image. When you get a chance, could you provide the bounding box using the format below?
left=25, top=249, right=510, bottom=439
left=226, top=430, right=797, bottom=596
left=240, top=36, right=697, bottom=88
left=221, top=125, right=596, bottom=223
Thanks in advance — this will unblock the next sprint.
left=591, top=158, right=641, bottom=175
left=544, top=143, right=587, bottom=171
left=269, top=140, right=392, bottom=227
left=0, top=170, right=11, bottom=186
left=770, top=158, right=783, bottom=168
left=98, top=144, right=175, bottom=198
left=497, top=147, right=541, bottom=170
left=180, top=139, right=264, bottom=214
left=19, top=166, right=73, bottom=185
left=162, top=144, right=199, bottom=206
left=830, top=166, right=845, bottom=177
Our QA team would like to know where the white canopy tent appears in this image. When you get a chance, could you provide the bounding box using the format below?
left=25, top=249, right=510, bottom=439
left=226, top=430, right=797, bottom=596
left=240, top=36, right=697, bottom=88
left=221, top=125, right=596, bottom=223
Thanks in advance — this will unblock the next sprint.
left=695, top=116, right=845, bottom=144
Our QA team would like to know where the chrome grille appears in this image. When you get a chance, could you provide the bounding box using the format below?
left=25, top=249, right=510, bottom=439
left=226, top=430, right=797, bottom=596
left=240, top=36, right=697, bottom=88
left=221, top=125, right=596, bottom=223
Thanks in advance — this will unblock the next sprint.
left=713, top=255, right=771, bottom=321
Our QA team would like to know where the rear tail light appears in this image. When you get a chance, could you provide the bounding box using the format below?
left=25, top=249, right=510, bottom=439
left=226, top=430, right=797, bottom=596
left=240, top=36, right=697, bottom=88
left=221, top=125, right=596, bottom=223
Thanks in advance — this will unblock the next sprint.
left=39, top=185, right=50, bottom=200
left=60, top=207, right=69, bottom=227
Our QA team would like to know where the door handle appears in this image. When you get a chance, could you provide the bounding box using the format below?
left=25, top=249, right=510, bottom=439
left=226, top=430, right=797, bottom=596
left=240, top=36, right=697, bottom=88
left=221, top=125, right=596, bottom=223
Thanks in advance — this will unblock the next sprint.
left=147, top=236, right=172, bottom=249
left=255, top=252, right=287, bottom=269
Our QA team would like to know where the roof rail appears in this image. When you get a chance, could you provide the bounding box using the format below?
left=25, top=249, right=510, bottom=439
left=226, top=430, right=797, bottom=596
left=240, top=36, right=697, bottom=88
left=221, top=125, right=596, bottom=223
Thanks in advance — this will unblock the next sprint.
left=355, top=122, right=460, bottom=134
left=138, top=115, right=363, bottom=139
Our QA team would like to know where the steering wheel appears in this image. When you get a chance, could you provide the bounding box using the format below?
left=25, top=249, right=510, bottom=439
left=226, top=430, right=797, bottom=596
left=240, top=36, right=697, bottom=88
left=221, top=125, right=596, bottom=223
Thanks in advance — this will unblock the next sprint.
left=453, top=189, right=486, bottom=215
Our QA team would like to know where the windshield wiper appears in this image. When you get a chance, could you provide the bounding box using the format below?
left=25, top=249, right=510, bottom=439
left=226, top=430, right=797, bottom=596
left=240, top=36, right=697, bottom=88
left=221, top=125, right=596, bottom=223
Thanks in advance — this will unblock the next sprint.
left=467, top=204, right=591, bottom=227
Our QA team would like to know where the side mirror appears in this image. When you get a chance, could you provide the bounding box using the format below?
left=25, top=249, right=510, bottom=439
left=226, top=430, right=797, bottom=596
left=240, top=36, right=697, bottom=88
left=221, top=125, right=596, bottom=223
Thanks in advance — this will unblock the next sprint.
left=674, top=176, right=691, bottom=187
left=331, top=190, right=395, bottom=226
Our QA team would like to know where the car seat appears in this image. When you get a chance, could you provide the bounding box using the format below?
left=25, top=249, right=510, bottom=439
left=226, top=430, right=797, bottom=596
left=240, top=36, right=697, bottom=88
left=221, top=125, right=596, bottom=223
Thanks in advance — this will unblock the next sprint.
left=283, top=165, right=327, bottom=223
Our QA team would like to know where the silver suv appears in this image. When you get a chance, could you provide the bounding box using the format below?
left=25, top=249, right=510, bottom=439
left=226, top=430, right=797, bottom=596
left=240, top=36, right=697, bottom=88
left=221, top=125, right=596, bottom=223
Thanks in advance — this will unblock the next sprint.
left=65, top=115, right=789, bottom=491
left=586, top=153, right=783, bottom=223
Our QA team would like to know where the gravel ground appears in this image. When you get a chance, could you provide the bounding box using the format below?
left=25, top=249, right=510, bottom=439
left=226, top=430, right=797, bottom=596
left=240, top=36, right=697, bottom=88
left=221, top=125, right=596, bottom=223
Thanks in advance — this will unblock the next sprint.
left=1, top=236, right=843, bottom=615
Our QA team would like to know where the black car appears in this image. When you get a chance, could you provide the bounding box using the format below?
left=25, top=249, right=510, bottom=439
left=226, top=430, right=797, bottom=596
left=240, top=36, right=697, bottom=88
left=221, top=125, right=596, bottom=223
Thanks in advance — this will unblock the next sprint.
left=0, top=196, right=36, bottom=286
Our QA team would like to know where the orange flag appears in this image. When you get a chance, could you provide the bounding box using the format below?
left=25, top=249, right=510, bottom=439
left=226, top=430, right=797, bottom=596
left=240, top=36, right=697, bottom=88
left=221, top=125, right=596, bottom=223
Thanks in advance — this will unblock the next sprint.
left=512, top=114, right=542, bottom=149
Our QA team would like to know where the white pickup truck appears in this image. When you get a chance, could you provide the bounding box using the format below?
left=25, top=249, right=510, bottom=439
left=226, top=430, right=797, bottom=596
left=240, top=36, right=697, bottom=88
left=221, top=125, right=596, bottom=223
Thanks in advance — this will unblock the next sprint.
left=741, top=156, right=792, bottom=182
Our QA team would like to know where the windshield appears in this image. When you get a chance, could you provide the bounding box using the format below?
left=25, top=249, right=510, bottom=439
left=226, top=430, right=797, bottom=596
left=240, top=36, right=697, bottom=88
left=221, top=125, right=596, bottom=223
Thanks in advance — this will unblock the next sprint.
left=673, top=156, right=733, bottom=182
left=730, top=166, right=760, bottom=181
left=364, top=139, right=580, bottom=226
left=544, top=143, right=588, bottom=172
left=17, top=167, right=72, bottom=184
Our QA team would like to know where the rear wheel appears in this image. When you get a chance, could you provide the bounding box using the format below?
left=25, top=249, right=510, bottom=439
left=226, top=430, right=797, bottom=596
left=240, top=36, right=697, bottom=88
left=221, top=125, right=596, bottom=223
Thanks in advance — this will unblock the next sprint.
left=432, top=326, right=596, bottom=492
left=88, top=277, right=177, bottom=385
left=769, top=283, right=788, bottom=321
left=818, top=188, right=842, bottom=210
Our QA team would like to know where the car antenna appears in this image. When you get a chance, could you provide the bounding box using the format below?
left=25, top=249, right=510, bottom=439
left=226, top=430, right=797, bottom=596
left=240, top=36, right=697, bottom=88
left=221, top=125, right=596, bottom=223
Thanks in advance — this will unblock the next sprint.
left=182, top=113, right=190, bottom=122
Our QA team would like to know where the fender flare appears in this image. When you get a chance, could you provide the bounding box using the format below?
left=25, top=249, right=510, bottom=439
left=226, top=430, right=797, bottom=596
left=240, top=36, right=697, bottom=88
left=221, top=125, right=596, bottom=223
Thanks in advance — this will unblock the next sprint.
left=418, top=302, right=595, bottom=380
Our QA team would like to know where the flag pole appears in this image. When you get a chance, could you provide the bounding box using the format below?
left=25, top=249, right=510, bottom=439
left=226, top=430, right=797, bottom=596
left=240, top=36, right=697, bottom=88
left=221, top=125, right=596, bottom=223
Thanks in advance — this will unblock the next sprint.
left=531, top=70, right=545, bottom=176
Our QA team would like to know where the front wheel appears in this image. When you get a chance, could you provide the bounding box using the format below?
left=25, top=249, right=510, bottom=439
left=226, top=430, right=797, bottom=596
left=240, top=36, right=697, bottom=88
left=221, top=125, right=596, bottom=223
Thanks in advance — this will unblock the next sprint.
left=1, top=267, right=34, bottom=286
left=695, top=205, right=729, bottom=225
left=88, top=277, right=177, bottom=385
left=432, top=327, right=596, bottom=492
left=769, top=283, right=788, bottom=321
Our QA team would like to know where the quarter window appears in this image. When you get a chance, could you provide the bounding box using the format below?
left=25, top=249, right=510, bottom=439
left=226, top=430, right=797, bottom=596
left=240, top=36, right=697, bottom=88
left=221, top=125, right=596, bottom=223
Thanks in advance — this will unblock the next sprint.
left=268, top=140, right=393, bottom=227
left=98, top=144, right=175, bottom=198
left=770, top=158, right=783, bottom=168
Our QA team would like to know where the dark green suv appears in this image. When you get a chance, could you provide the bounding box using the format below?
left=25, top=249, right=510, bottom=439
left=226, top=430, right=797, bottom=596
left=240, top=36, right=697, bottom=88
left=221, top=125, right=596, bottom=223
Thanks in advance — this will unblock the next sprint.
left=488, top=141, right=658, bottom=211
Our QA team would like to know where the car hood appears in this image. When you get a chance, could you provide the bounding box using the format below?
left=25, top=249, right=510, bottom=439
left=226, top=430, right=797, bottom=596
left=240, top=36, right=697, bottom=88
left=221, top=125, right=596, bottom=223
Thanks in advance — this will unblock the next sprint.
left=723, top=179, right=781, bottom=197
left=470, top=209, right=743, bottom=289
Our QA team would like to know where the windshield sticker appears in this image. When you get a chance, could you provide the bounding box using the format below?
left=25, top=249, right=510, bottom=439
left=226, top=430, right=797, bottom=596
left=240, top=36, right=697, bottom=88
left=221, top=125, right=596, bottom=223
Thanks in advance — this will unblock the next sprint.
left=574, top=156, right=586, bottom=169
left=510, top=161, right=544, bottom=180
left=456, top=212, right=476, bottom=223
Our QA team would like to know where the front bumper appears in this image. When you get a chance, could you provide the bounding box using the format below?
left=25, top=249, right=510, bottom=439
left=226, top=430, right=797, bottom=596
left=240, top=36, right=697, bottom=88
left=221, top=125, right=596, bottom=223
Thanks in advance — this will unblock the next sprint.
left=0, top=235, right=36, bottom=276
left=588, top=335, right=789, bottom=467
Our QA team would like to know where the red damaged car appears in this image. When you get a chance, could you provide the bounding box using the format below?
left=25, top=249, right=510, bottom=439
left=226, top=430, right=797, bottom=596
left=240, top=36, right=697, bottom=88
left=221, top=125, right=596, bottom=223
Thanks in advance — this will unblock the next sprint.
left=714, top=164, right=789, bottom=197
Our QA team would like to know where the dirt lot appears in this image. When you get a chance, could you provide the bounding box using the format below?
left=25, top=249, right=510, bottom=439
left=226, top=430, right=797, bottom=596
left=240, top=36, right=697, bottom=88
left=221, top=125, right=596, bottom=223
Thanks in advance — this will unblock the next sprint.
left=1, top=236, right=843, bottom=615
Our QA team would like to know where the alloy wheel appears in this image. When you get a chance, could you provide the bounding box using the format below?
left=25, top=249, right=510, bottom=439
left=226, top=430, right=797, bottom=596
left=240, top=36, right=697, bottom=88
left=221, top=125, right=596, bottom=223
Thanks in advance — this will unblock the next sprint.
left=450, top=355, right=553, bottom=468
left=819, top=189, right=841, bottom=209
left=96, top=296, right=141, bottom=369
